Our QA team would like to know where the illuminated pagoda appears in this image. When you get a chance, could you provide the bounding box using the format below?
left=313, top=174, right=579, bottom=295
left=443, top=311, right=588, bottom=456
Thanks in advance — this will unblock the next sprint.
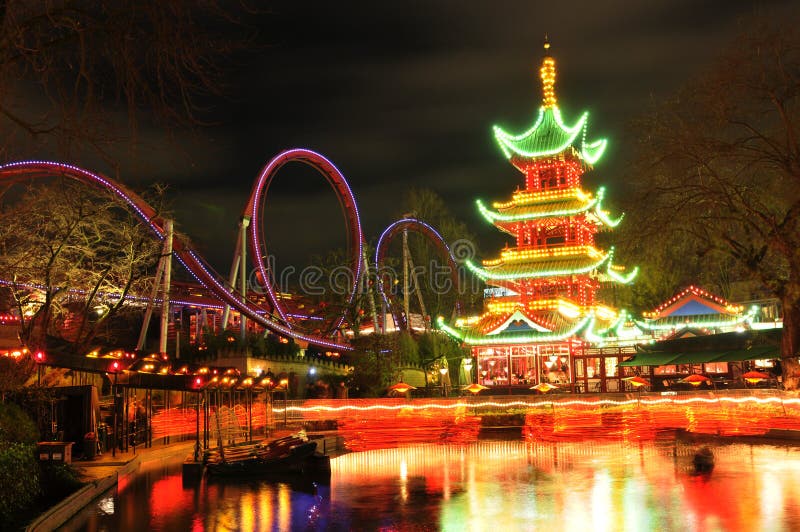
left=439, top=39, right=637, bottom=390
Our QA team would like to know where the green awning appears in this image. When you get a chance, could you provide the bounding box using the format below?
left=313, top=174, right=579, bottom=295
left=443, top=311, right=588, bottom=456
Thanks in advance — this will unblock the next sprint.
left=709, top=345, right=779, bottom=362
left=619, top=352, right=681, bottom=367
left=668, top=351, right=726, bottom=364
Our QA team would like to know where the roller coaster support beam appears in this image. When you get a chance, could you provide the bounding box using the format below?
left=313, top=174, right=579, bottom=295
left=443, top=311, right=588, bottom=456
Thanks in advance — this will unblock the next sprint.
left=221, top=216, right=250, bottom=336
left=362, top=246, right=379, bottom=334
left=239, top=217, right=250, bottom=344
left=403, top=229, right=410, bottom=326
left=159, top=219, right=174, bottom=355
left=135, top=219, right=172, bottom=352
left=407, top=252, right=428, bottom=331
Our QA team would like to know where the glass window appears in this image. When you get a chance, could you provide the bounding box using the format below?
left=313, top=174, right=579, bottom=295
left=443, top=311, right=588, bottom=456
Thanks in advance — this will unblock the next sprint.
left=704, top=362, right=729, bottom=374
left=605, top=357, right=618, bottom=377
left=654, top=365, right=677, bottom=375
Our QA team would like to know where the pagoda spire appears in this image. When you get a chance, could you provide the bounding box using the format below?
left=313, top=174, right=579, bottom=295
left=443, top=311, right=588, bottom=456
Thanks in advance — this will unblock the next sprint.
left=540, top=36, right=557, bottom=109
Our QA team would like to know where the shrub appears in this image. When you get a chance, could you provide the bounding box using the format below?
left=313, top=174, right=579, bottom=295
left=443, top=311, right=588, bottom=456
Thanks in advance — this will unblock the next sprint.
left=38, top=461, right=84, bottom=504
left=0, top=402, right=40, bottom=444
left=0, top=442, right=40, bottom=524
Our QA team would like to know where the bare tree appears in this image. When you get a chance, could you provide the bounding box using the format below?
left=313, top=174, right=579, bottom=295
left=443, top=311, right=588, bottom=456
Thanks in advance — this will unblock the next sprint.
left=623, top=20, right=800, bottom=388
left=0, top=178, right=164, bottom=355
left=0, top=1, right=257, bottom=166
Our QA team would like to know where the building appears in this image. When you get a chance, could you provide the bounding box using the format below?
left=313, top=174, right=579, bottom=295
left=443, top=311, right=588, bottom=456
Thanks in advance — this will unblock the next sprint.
left=438, top=41, right=637, bottom=391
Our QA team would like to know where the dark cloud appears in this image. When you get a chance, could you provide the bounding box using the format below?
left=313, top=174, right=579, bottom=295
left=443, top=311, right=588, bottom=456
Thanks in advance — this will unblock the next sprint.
left=132, top=1, right=796, bottom=273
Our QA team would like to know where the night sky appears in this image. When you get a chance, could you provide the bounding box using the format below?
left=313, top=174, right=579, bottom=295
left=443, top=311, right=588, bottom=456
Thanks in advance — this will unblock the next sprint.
left=119, top=1, right=794, bottom=276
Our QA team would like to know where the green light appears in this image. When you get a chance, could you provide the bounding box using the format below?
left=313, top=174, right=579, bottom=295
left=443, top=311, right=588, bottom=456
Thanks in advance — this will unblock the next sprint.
left=437, top=315, right=592, bottom=345
left=634, top=307, right=758, bottom=331
left=606, top=264, right=638, bottom=285
left=593, top=190, right=624, bottom=228
left=493, top=106, right=607, bottom=164
left=476, top=188, right=602, bottom=223
left=466, top=248, right=613, bottom=281
left=583, top=316, right=603, bottom=343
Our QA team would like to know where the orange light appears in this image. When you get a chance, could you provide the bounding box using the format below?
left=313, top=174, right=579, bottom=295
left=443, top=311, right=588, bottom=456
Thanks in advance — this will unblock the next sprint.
left=531, top=382, right=558, bottom=393
left=742, top=371, right=770, bottom=384
left=623, top=376, right=650, bottom=388
left=682, top=374, right=711, bottom=387
left=464, top=383, right=488, bottom=395
left=388, top=382, right=416, bottom=394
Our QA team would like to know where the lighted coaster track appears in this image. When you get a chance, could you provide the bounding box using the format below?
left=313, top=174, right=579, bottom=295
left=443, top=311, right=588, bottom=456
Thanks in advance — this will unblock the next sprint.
left=0, top=149, right=362, bottom=351
left=374, top=217, right=462, bottom=331
left=243, top=148, right=363, bottom=336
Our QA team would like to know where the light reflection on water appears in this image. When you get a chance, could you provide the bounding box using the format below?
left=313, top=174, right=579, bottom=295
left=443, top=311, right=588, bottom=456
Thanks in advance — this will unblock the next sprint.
left=65, top=438, right=800, bottom=531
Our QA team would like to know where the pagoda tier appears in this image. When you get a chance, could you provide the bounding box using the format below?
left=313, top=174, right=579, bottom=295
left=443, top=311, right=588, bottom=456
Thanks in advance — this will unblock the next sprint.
left=476, top=185, right=621, bottom=238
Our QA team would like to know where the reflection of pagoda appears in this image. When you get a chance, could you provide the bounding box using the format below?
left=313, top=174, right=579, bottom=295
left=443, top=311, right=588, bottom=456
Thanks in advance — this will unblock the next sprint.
left=439, top=39, right=637, bottom=389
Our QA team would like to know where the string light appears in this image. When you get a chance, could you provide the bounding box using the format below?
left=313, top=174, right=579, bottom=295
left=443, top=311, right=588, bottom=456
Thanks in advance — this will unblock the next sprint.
left=466, top=248, right=612, bottom=281
left=643, top=285, right=744, bottom=318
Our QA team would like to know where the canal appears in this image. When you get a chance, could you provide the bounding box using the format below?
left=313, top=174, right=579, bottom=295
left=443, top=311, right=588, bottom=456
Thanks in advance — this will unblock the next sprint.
left=62, top=434, right=800, bottom=531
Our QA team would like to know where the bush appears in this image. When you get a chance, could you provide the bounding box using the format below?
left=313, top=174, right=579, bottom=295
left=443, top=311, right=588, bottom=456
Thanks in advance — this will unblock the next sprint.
left=0, top=442, right=40, bottom=524
left=0, top=402, right=40, bottom=444
left=38, top=461, right=84, bottom=504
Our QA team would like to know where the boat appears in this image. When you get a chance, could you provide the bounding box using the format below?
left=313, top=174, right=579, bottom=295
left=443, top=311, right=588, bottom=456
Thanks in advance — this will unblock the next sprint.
left=204, top=435, right=326, bottom=477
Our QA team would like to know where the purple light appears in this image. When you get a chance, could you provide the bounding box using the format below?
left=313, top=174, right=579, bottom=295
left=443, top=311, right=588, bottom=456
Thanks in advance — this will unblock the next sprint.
left=374, top=217, right=460, bottom=325
left=0, top=158, right=355, bottom=351
left=247, top=148, right=363, bottom=335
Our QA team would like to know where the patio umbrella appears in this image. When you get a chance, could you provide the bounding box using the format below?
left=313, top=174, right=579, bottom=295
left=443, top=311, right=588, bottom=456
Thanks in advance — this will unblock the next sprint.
left=531, top=382, right=558, bottom=393
left=623, top=376, right=651, bottom=388
left=741, top=370, right=770, bottom=385
left=682, top=374, right=712, bottom=387
left=463, top=383, right=488, bottom=395
left=388, top=382, right=416, bottom=394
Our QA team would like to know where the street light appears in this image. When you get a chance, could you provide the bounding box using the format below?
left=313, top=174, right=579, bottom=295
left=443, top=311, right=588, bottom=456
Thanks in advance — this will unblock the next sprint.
left=463, top=357, right=474, bottom=385
left=439, top=367, right=449, bottom=397
left=279, top=377, right=289, bottom=427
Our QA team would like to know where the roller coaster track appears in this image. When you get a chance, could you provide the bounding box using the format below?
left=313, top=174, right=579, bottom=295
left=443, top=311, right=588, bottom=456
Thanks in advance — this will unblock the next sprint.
left=0, top=153, right=360, bottom=351
left=375, top=217, right=461, bottom=331
left=243, top=149, right=363, bottom=335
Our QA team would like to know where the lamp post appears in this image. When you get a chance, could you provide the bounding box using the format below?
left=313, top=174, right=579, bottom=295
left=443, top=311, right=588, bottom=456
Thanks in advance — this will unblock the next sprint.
left=463, top=357, right=474, bottom=386
left=279, top=377, right=289, bottom=427
left=439, top=367, right=449, bottom=397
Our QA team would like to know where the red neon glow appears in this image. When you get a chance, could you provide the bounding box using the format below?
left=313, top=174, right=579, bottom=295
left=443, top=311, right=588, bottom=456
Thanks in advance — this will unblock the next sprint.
left=742, top=371, right=770, bottom=384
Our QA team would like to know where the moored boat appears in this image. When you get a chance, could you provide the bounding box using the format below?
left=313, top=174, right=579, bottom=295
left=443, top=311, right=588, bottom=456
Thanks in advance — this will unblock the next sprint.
left=204, top=434, right=326, bottom=477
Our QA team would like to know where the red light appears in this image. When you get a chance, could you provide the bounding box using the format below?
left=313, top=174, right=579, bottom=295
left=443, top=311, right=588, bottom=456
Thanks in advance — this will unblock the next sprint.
left=112, top=361, right=120, bottom=371
left=194, top=377, right=202, bottom=386
left=35, top=351, right=44, bottom=361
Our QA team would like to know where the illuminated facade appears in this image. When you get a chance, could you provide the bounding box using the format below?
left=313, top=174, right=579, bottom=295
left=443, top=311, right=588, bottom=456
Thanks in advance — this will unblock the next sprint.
left=439, top=40, right=637, bottom=390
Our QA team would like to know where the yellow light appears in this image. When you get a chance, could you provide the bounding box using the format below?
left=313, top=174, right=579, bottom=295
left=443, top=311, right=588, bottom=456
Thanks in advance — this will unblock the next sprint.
left=540, top=56, right=557, bottom=108
left=594, top=305, right=617, bottom=321
left=557, top=300, right=581, bottom=319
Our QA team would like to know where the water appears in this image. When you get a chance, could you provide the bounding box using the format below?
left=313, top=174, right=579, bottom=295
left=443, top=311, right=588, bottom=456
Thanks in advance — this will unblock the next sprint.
left=64, top=437, right=800, bottom=531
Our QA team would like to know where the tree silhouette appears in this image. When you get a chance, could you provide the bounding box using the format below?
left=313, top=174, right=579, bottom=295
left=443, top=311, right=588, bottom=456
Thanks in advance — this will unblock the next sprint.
left=623, top=19, right=800, bottom=388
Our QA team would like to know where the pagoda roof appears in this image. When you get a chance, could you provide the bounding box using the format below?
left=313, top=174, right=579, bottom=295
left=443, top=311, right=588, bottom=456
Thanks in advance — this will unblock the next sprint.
left=494, top=107, right=607, bottom=165
left=467, top=249, right=611, bottom=281
left=492, top=40, right=607, bottom=166
left=438, top=306, right=628, bottom=347
left=438, top=312, right=592, bottom=346
left=467, top=246, right=638, bottom=288
left=643, top=285, right=743, bottom=319
left=476, top=186, right=623, bottom=227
